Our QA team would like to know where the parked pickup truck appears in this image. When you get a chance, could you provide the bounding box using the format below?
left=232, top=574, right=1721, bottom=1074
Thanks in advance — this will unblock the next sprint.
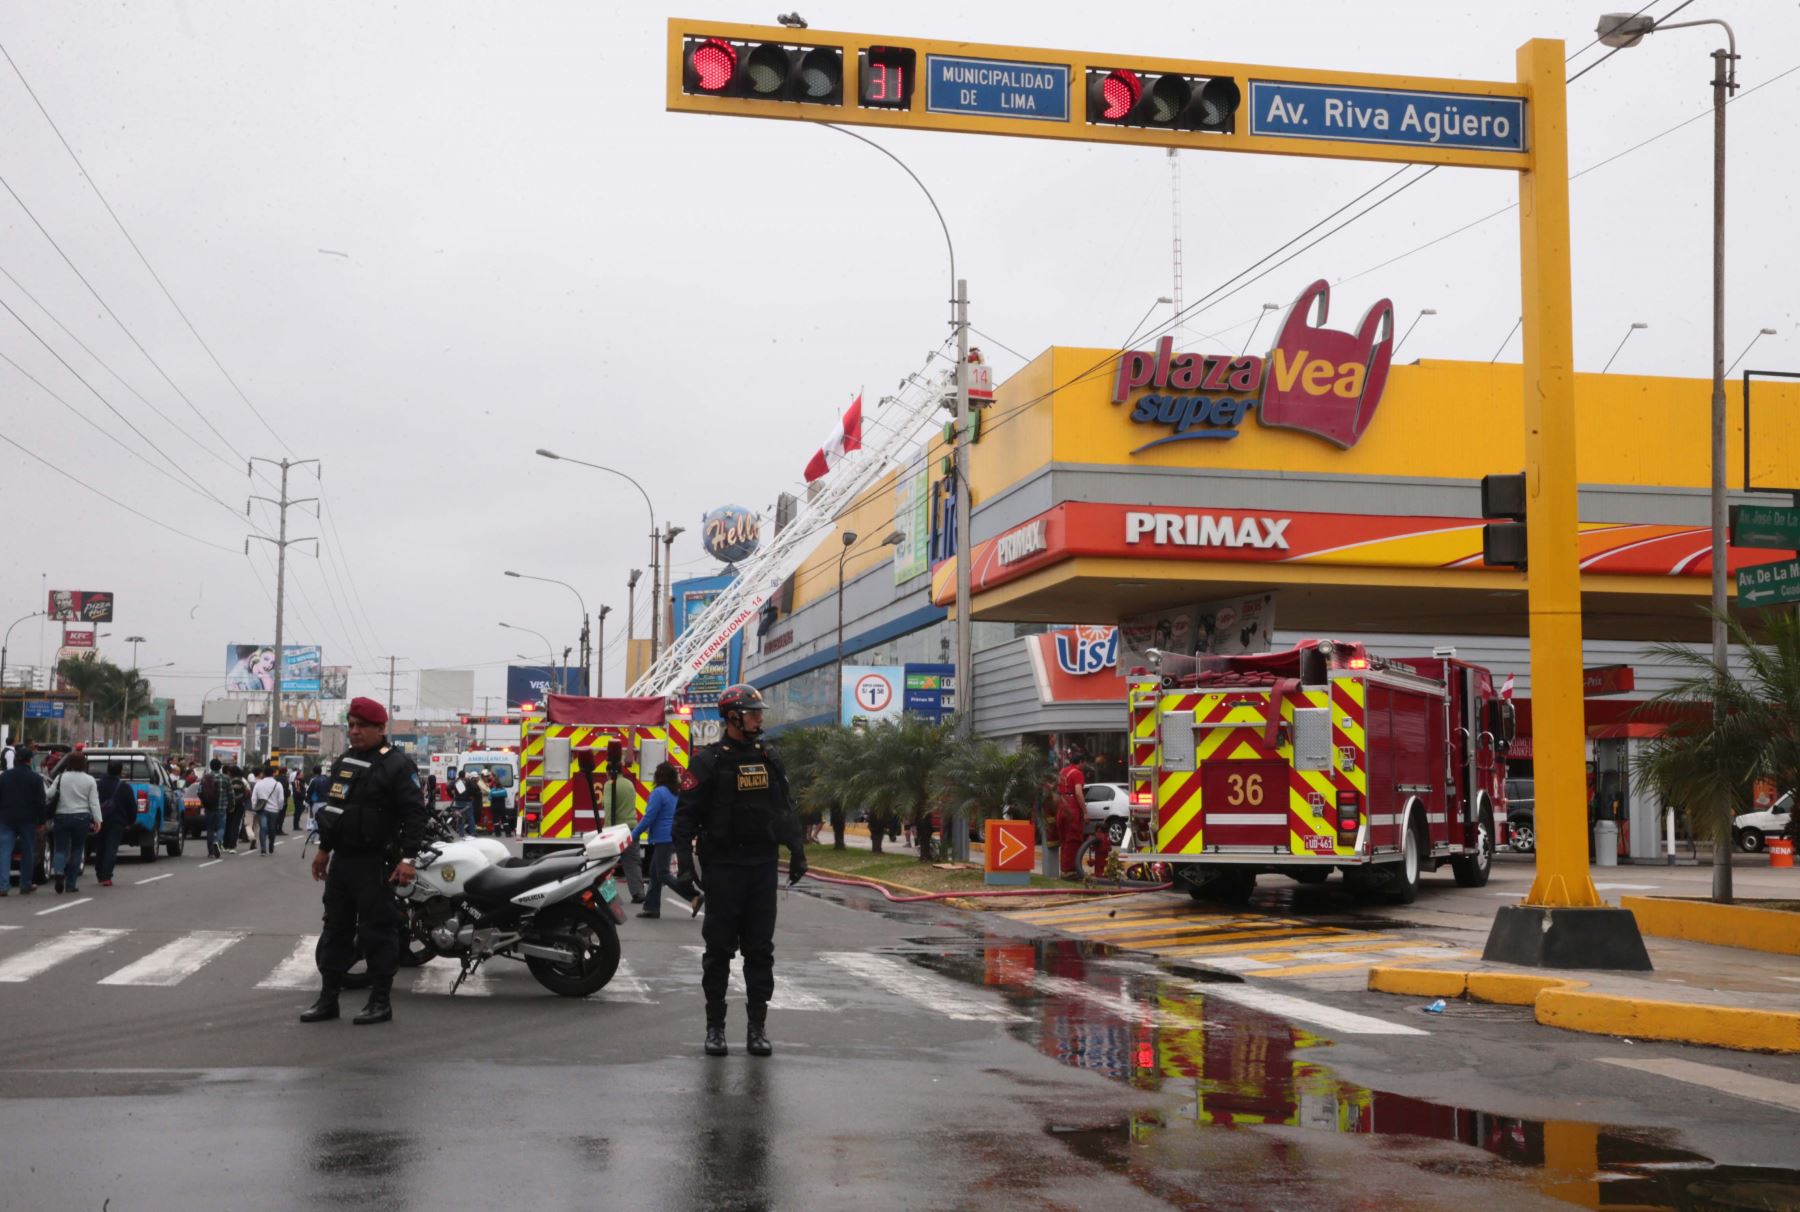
left=49, top=749, right=186, bottom=861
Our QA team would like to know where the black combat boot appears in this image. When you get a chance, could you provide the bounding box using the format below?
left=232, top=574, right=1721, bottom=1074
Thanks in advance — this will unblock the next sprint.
left=704, top=1022, right=728, bottom=1057
left=299, top=985, right=340, bottom=1023
left=746, top=1019, right=773, bottom=1058
left=353, top=978, right=393, bottom=1026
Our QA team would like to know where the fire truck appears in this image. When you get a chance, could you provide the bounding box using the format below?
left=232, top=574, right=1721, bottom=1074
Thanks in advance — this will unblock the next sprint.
left=517, top=693, right=692, bottom=860
left=1124, top=639, right=1513, bottom=904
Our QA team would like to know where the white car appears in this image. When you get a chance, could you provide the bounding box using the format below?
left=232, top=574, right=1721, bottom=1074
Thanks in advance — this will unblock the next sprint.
left=1734, top=792, right=1793, bottom=853
left=1083, top=783, right=1133, bottom=845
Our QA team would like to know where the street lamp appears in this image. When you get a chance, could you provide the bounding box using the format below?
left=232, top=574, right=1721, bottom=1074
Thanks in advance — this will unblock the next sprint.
left=1727, top=327, right=1779, bottom=376
left=536, top=449, right=664, bottom=663
left=1240, top=302, right=1281, bottom=356
left=1392, top=307, right=1438, bottom=357
left=1600, top=321, right=1648, bottom=374
left=0, top=610, right=42, bottom=693
left=122, top=661, right=174, bottom=746
left=660, top=524, right=686, bottom=668
left=597, top=605, right=612, bottom=696
left=505, top=570, right=591, bottom=694
left=1598, top=9, right=1738, bottom=900
left=499, top=622, right=557, bottom=692
left=122, top=635, right=146, bottom=743
left=834, top=530, right=905, bottom=724
left=626, top=569, right=643, bottom=687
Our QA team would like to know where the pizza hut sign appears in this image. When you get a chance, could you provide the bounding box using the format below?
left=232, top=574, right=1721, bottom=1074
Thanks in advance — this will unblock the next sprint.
left=1112, top=280, right=1395, bottom=452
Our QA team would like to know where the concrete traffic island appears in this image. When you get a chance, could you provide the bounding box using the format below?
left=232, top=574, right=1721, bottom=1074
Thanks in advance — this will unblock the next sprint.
left=1620, top=894, right=1800, bottom=956
left=1368, top=962, right=1800, bottom=1054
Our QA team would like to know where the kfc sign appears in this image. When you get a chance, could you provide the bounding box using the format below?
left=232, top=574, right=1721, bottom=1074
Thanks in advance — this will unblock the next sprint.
left=63, top=628, right=96, bottom=649
left=1112, top=280, right=1394, bottom=452
left=47, top=590, right=114, bottom=622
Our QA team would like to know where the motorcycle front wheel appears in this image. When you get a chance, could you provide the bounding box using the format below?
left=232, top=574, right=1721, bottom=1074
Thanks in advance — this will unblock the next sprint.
left=525, top=902, right=621, bottom=997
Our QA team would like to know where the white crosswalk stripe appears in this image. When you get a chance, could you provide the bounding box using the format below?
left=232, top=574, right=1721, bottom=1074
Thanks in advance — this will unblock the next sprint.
left=1189, top=981, right=1427, bottom=1036
left=822, top=952, right=1028, bottom=1022
left=681, top=945, right=832, bottom=1011
left=0, top=928, right=128, bottom=981
left=99, top=930, right=246, bottom=987
left=603, top=959, right=657, bottom=1004
left=411, top=958, right=493, bottom=997
left=256, top=936, right=321, bottom=990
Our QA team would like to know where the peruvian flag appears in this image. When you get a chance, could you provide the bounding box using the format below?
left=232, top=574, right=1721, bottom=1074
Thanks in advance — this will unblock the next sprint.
left=1500, top=673, right=1515, bottom=701
left=803, top=394, right=863, bottom=483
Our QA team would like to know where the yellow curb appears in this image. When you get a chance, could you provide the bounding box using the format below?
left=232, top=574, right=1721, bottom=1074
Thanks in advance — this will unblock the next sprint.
left=1367, top=968, right=1469, bottom=998
left=1468, top=972, right=1586, bottom=1005
left=806, top=863, right=1098, bottom=909
left=1368, top=966, right=1800, bottom=1053
left=1622, top=895, right=1800, bottom=957
left=1537, top=989, right=1800, bottom=1054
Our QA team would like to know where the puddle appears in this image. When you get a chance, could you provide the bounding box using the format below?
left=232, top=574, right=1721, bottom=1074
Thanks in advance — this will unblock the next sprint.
left=897, top=937, right=1800, bottom=1210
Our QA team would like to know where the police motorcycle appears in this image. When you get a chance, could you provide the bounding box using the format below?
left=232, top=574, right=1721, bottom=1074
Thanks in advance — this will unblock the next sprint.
left=343, top=803, right=632, bottom=997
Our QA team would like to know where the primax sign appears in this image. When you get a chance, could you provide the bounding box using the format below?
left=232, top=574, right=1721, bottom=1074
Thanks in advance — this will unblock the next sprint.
left=996, top=519, right=1049, bottom=565
left=1126, top=512, right=1291, bottom=550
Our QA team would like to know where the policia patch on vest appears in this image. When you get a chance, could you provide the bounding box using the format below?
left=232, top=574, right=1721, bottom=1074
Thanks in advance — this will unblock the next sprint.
left=736, top=763, right=770, bottom=792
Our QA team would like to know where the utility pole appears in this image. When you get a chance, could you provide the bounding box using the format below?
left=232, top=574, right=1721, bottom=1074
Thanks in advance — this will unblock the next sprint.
left=597, top=605, right=612, bottom=696
left=951, top=277, right=973, bottom=862
left=123, top=634, right=145, bottom=743
left=661, top=524, right=686, bottom=666
left=385, top=656, right=399, bottom=713
left=626, top=569, right=641, bottom=685
left=248, top=457, right=318, bottom=767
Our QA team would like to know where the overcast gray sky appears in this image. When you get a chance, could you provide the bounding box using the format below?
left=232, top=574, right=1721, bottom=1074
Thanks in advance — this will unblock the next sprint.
left=4, top=1, right=1796, bottom=715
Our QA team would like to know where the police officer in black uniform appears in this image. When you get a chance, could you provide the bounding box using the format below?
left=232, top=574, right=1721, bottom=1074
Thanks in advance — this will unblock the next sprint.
left=301, top=696, right=428, bottom=1026
left=673, top=683, right=807, bottom=1057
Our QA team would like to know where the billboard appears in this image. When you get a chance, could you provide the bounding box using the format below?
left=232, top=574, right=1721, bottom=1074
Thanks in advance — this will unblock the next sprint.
left=841, top=665, right=904, bottom=728
left=320, top=666, right=350, bottom=700
left=47, top=590, right=113, bottom=622
left=506, top=664, right=580, bottom=708
left=893, top=468, right=929, bottom=584
left=225, top=644, right=323, bottom=695
left=671, top=573, right=743, bottom=711
left=62, top=627, right=95, bottom=648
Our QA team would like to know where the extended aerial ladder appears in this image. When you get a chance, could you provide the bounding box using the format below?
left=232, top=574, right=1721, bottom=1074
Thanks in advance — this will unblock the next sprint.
left=631, top=352, right=954, bottom=699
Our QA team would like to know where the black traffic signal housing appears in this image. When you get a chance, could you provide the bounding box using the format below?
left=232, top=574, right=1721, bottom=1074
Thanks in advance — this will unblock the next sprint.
left=682, top=35, right=843, bottom=105
left=1481, top=472, right=1528, bottom=570
left=1086, top=67, right=1240, bottom=132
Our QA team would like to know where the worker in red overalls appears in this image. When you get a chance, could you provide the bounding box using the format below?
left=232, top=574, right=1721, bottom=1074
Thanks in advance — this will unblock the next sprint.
left=1056, top=751, right=1088, bottom=879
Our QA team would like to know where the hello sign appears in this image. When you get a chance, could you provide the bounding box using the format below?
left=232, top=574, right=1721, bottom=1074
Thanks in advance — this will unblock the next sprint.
left=1111, top=280, right=1395, bottom=452
left=702, top=505, right=761, bottom=564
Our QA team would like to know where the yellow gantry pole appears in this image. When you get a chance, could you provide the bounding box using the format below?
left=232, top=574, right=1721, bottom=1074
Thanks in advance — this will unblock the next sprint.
left=1516, top=39, right=1603, bottom=910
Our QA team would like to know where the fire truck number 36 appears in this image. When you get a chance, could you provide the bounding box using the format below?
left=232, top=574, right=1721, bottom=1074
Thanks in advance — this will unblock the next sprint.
left=1225, top=772, right=1265, bottom=807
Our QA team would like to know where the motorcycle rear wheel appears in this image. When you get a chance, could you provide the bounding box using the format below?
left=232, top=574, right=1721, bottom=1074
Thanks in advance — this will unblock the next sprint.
left=525, top=903, right=621, bottom=997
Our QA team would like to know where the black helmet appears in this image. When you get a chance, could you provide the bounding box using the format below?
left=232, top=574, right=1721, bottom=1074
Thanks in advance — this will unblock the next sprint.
left=718, top=684, right=766, bottom=717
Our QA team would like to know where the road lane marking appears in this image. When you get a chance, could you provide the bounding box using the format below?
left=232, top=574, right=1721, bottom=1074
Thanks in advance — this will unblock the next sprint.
left=1599, top=1057, right=1800, bottom=1114
left=412, top=959, right=493, bottom=996
left=681, top=945, right=831, bottom=1011
left=1192, top=982, right=1428, bottom=1036
left=99, top=930, right=247, bottom=987
left=35, top=897, right=92, bottom=916
left=1199, top=955, right=1278, bottom=972
left=1593, top=883, right=1659, bottom=891
left=602, top=959, right=656, bottom=1004
left=135, top=873, right=173, bottom=885
left=1028, top=972, right=1194, bottom=1028
left=198, top=859, right=223, bottom=868
left=821, top=952, right=1027, bottom=1022
left=0, top=928, right=129, bottom=981
left=256, top=936, right=321, bottom=990
left=661, top=890, right=704, bottom=918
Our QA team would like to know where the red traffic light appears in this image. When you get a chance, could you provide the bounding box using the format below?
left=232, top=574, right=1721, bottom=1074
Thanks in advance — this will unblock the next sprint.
left=1094, top=70, right=1141, bottom=122
left=1086, top=68, right=1238, bottom=132
left=681, top=35, right=843, bottom=105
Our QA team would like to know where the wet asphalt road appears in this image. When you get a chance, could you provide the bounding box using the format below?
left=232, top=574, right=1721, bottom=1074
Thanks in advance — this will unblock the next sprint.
left=5, top=839, right=1800, bottom=1210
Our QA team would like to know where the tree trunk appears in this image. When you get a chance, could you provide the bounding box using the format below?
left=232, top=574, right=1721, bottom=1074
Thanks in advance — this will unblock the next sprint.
left=916, top=818, right=935, bottom=862
left=868, top=816, right=884, bottom=855
left=830, top=804, right=846, bottom=851
left=1712, top=791, right=1734, bottom=904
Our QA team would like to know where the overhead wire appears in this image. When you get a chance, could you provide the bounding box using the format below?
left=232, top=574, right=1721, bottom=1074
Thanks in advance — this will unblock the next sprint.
left=0, top=430, right=238, bottom=553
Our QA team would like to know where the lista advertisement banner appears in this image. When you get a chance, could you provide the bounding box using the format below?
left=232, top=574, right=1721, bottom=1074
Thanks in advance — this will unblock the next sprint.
left=506, top=664, right=580, bottom=708
left=225, top=644, right=322, bottom=695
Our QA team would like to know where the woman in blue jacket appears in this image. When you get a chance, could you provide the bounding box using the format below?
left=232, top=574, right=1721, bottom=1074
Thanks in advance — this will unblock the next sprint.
left=635, top=761, right=703, bottom=919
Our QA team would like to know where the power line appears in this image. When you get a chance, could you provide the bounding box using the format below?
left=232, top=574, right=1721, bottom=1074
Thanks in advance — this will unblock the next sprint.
left=0, top=431, right=237, bottom=552
left=0, top=38, right=286, bottom=450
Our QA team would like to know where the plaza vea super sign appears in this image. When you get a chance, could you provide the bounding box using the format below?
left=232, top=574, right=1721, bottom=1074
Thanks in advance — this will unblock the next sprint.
left=1113, top=281, right=1394, bottom=452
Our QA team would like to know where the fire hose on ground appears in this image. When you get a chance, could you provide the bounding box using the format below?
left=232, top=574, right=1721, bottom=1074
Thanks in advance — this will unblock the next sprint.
left=784, top=864, right=1172, bottom=903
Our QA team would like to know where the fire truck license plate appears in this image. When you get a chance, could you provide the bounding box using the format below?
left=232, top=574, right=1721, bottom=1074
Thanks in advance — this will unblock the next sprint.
left=1303, top=834, right=1335, bottom=854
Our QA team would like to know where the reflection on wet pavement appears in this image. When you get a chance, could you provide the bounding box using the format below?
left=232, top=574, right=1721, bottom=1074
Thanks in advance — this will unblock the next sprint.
left=686, top=1059, right=772, bottom=1212
left=903, top=936, right=1800, bottom=1211
left=310, top=1127, right=413, bottom=1205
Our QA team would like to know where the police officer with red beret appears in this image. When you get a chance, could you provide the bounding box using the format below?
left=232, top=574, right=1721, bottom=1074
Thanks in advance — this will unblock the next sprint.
left=301, top=697, right=427, bottom=1026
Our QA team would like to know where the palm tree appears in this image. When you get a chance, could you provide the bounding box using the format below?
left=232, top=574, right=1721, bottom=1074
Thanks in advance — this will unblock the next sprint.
left=779, top=725, right=852, bottom=850
left=57, top=656, right=147, bottom=743
left=847, top=715, right=954, bottom=861
left=938, top=740, right=1054, bottom=842
left=1635, top=611, right=1800, bottom=904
